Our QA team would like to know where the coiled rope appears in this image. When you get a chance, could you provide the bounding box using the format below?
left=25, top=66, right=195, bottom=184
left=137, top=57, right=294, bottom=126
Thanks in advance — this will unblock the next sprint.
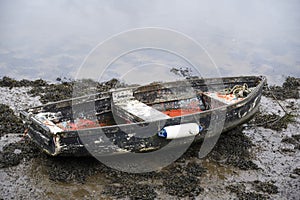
left=221, top=83, right=251, bottom=98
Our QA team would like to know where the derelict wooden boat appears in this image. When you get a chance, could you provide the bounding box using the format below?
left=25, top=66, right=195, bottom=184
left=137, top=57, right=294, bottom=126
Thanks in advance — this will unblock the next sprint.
left=20, top=76, right=266, bottom=156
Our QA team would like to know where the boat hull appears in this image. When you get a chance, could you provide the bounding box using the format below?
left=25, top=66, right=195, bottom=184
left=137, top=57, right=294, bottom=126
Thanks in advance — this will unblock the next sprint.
left=21, top=76, right=266, bottom=156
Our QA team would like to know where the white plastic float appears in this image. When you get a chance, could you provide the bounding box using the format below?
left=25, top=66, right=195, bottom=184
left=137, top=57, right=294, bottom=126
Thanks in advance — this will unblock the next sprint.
left=158, top=123, right=203, bottom=139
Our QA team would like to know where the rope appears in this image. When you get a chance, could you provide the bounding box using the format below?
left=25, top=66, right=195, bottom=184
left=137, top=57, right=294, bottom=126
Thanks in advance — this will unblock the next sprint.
left=266, top=85, right=288, bottom=115
left=245, top=85, right=292, bottom=127
left=265, top=85, right=292, bottom=126
left=221, top=83, right=251, bottom=98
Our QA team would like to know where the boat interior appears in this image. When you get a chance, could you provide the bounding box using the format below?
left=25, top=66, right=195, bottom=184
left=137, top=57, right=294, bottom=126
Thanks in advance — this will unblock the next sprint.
left=25, top=76, right=262, bottom=133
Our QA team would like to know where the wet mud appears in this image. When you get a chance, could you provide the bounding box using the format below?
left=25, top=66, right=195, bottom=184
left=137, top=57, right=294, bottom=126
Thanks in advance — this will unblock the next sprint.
left=0, top=76, right=299, bottom=199
left=250, top=111, right=297, bottom=131
left=0, top=138, right=40, bottom=168
left=207, top=126, right=259, bottom=170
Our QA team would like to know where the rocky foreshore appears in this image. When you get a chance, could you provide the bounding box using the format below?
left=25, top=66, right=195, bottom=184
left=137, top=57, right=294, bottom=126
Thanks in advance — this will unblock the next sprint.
left=0, top=76, right=299, bottom=199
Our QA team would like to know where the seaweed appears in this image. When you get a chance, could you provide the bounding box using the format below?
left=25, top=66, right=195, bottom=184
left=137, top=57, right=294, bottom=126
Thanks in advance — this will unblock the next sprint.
left=252, top=112, right=296, bottom=131
left=263, top=76, right=300, bottom=100
left=0, top=104, right=25, bottom=137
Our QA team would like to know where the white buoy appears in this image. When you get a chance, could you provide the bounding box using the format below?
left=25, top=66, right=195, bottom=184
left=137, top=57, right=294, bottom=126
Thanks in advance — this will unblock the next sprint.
left=158, top=123, right=203, bottom=139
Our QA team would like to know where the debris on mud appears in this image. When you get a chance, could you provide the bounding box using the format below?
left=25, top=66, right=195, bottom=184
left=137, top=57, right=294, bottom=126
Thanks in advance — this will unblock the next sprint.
left=252, top=112, right=296, bottom=131
left=207, top=126, right=258, bottom=170
left=103, top=183, right=157, bottom=200
left=252, top=180, right=279, bottom=194
left=263, top=76, right=300, bottom=100
left=226, top=184, right=268, bottom=200
left=158, top=162, right=205, bottom=198
left=226, top=180, right=278, bottom=199
left=100, top=170, right=158, bottom=199
left=292, top=168, right=300, bottom=176
left=100, top=160, right=206, bottom=199
left=291, top=135, right=300, bottom=150
left=252, top=77, right=299, bottom=131
left=282, top=136, right=299, bottom=145
left=102, top=161, right=202, bottom=198
left=226, top=180, right=278, bottom=200
left=0, top=104, right=25, bottom=137
left=163, top=174, right=203, bottom=197
left=185, top=161, right=207, bottom=176
left=292, top=134, right=300, bottom=142
left=0, top=138, right=40, bottom=168
left=45, top=157, right=103, bottom=183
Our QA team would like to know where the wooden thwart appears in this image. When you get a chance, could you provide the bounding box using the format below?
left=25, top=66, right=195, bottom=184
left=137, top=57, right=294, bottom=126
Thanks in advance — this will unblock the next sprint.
left=112, top=89, right=170, bottom=122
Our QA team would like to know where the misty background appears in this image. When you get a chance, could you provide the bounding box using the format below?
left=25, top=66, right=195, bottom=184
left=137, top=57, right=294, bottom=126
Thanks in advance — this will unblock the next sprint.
left=0, top=0, right=299, bottom=84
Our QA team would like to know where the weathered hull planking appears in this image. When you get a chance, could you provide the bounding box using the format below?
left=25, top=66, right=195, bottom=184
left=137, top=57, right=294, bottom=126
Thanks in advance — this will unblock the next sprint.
left=20, top=76, right=266, bottom=156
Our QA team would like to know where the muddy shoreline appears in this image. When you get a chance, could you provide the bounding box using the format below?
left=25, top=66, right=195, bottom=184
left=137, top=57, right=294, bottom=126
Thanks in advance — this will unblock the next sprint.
left=0, top=76, right=299, bottom=199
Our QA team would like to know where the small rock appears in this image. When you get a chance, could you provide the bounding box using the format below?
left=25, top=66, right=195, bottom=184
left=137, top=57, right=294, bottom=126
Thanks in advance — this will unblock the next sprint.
left=292, top=168, right=300, bottom=176
left=14, top=149, right=22, bottom=154
left=252, top=180, right=279, bottom=194
left=290, top=173, right=298, bottom=179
